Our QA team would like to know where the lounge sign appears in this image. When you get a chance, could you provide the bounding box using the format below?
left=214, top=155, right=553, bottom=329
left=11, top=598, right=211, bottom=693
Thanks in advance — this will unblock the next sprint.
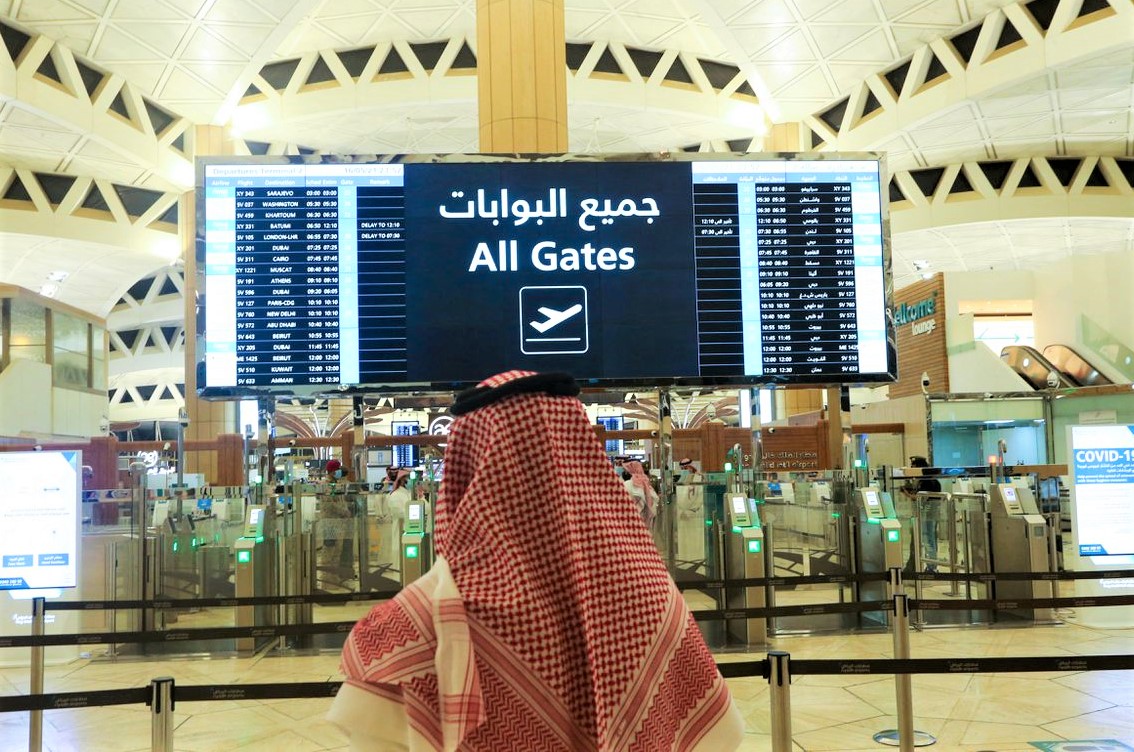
left=894, top=294, right=937, bottom=336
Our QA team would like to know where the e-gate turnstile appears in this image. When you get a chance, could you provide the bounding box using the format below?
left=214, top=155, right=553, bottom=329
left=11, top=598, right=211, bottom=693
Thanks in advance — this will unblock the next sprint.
left=401, top=500, right=431, bottom=586
left=989, top=484, right=1053, bottom=621
left=234, top=504, right=278, bottom=655
left=851, top=487, right=903, bottom=628
left=724, top=493, right=767, bottom=646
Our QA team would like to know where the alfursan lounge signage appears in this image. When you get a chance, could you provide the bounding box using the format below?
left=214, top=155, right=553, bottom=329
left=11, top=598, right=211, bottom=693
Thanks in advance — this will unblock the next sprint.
left=895, top=293, right=937, bottom=336
left=894, top=295, right=936, bottom=325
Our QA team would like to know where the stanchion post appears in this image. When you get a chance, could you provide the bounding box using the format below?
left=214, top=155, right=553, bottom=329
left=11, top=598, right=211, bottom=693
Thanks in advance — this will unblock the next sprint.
left=892, top=593, right=915, bottom=752
left=149, top=676, right=175, bottom=752
left=29, top=596, right=45, bottom=752
left=873, top=583, right=936, bottom=748
left=767, top=650, right=792, bottom=751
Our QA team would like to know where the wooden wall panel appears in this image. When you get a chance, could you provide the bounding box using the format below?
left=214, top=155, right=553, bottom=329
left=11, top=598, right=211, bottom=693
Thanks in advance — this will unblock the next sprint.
left=759, top=422, right=829, bottom=472
left=890, top=273, right=948, bottom=398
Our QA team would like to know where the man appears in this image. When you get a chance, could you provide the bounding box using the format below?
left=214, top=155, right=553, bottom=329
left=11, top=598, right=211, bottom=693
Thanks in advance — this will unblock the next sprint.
left=329, top=371, right=743, bottom=751
left=904, top=456, right=943, bottom=573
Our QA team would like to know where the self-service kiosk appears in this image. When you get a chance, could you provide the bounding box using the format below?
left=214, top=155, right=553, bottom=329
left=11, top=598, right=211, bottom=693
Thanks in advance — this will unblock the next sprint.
left=989, top=484, right=1053, bottom=621
left=724, top=494, right=767, bottom=646
left=853, top=487, right=904, bottom=626
left=234, top=504, right=276, bottom=654
left=401, top=500, right=431, bottom=586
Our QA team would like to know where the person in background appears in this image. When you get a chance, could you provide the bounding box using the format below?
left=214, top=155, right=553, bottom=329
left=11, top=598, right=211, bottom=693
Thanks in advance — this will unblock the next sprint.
left=904, top=456, right=942, bottom=573
left=379, top=466, right=411, bottom=569
left=329, top=371, right=743, bottom=751
left=622, top=459, right=658, bottom=529
left=676, top=458, right=706, bottom=567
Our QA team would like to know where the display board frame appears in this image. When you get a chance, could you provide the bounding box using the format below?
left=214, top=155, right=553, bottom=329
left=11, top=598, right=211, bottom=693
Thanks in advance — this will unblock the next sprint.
left=195, top=151, right=897, bottom=397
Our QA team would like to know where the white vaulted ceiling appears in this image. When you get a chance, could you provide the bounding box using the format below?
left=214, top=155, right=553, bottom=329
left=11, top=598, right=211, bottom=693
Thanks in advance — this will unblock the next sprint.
left=0, top=0, right=1132, bottom=312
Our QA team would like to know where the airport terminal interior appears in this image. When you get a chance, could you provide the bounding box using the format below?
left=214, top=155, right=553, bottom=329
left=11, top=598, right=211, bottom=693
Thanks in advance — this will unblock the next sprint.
left=1, top=0, right=1134, bottom=750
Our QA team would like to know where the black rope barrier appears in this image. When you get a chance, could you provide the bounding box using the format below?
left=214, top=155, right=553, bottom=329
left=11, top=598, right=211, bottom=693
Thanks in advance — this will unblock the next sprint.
left=0, top=687, right=149, bottom=713
left=0, top=620, right=357, bottom=649
left=790, top=653, right=1134, bottom=677
left=911, top=593, right=1134, bottom=611
left=44, top=590, right=399, bottom=612
left=691, top=600, right=893, bottom=621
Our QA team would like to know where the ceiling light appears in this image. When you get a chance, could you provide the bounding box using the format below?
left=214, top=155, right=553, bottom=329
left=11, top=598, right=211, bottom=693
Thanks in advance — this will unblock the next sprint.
left=921, top=272, right=933, bottom=280
left=912, top=260, right=930, bottom=271
left=47, top=270, right=69, bottom=282
left=39, top=283, right=59, bottom=298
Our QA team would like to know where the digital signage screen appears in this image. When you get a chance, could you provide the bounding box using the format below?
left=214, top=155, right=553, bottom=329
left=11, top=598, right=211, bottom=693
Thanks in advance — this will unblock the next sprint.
left=0, top=451, right=81, bottom=590
left=1070, top=424, right=1134, bottom=558
left=196, top=153, right=895, bottom=395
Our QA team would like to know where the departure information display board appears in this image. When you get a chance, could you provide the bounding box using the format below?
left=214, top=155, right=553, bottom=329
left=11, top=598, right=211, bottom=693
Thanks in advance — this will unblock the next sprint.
left=197, top=155, right=895, bottom=394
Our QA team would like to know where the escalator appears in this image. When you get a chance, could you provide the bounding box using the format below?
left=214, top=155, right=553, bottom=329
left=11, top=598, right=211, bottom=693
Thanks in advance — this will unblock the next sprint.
left=1042, top=344, right=1113, bottom=387
left=1000, top=346, right=1076, bottom=390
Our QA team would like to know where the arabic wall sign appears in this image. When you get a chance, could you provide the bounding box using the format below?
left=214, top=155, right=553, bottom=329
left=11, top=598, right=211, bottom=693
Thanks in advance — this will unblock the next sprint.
left=197, top=153, right=896, bottom=395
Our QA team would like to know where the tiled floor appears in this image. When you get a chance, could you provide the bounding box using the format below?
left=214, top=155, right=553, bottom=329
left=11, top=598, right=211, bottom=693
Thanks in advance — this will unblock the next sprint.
left=2, top=606, right=1133, bottom=752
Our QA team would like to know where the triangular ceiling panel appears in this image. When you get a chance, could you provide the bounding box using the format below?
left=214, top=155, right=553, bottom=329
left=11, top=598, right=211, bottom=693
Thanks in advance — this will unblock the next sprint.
left=112, top=21, right=188, bottom=57
left=730, top=25, right=795, bottom=53
left=808, top=24, right=876, bottom=59
left=736, top=0, right=796, bottom=26
left=181, top=28, right=250, bottom=63
left=828, top=61, right=891, bottom=93
left=90, top=26, right=164, bottom=61
left=203, top=1, right=276, bottom=24
left=112, top=0, right=188, bottom=21
left=840, top=28, right=896, bottom=63
left=756, top=61, right=814, bottom=91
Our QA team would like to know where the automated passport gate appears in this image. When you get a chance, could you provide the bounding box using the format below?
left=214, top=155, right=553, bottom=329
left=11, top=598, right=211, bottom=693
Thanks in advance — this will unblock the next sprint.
left=401, top=501, right=431, bottom=587
left=234, top=504, right=277, bottom=655
left=723, top=494, right=767, bottom=646
left=852, top=487, right=903, bottom=628
left=989, top=484, right=1053, bottom=622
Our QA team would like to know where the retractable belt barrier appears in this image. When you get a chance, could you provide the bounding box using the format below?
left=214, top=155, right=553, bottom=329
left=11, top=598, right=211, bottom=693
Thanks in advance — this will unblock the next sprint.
left=6, top=651, right=1134, bottom=715
left=43, top=590, right=399, bottom=612
left=0, top=620, right=358, bottom=649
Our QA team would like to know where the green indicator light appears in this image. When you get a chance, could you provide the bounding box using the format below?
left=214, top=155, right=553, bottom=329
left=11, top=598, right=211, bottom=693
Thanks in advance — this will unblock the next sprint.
left=724, top=462, right=733, bottom=472
left=854, top=459, right=864, bottom=468
left=731, top=525, right=742, bottom=533
left=171, top=540, right=179, bottom=552
left=747, top=539, right=762, bottom=554
left=236, top=550, right=251, bottom=564
left=405, top=545, right=419, bottom=559
left=887, top=529, right=901, bottom=542
left=867, top=517, right=881, bottom=525
left=255, top=535, right=264, bottom=543
left=831, top=512, right=840, bottom=519
left=705, top=519, right=713, bottom=527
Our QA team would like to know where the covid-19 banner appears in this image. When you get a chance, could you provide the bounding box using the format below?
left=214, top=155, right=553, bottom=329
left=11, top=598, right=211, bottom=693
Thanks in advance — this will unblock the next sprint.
left=1070, top=424, right=1134, bottom=558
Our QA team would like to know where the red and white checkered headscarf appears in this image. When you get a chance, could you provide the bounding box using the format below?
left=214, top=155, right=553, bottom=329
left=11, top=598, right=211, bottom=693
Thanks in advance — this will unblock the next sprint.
left=335, top=371, right=742, bottom=751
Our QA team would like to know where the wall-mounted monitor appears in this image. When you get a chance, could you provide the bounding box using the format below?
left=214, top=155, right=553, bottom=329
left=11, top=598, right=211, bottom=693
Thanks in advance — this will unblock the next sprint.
left=196, top=153, right=895, bottom=396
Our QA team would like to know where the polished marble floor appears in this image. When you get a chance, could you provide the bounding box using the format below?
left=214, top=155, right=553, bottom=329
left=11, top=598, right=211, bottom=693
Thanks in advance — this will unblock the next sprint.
left=2, top=604, right=1133, bottom=752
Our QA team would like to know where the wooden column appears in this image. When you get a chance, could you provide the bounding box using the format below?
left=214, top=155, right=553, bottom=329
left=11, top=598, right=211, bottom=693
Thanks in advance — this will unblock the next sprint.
left=477, top=0, right=568, bottom=153
left=181, top=125, right=237, bottom=480
left=86, top=435, right=120, bottom=488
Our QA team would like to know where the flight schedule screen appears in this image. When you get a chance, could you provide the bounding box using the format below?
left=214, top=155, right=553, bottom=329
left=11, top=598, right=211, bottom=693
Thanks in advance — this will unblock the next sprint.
left=198, top=156, right=894, bottom=393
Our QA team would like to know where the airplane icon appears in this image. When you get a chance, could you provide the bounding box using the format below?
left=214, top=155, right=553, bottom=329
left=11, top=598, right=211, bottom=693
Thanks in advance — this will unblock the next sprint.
left=529, top=304, right=583, bottom=333
left=519, top=286, right=589, bottom=355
